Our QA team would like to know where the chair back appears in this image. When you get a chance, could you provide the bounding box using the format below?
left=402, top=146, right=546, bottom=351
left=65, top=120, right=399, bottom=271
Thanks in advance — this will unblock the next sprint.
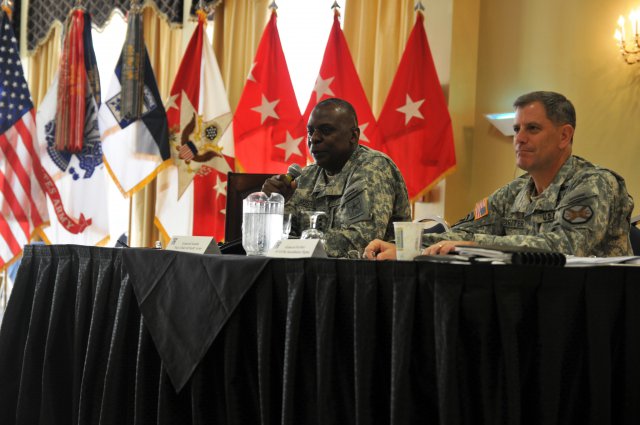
left=415, top=214, right=450, bottom=234
left=631, top=215, right=640, bottom=255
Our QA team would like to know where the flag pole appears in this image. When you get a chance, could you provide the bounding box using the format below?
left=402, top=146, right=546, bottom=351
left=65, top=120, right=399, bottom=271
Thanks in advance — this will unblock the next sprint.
left=2, top=268, right=7, bottom=313
left=128, top=197, right=133, bottom=247
left=411, top=0, right=421, bottom=217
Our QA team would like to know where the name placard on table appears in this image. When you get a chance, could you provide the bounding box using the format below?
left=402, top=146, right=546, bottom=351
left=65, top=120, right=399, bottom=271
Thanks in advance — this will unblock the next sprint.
left=165, top=236, right=221, bottom=255
left=267, top=239, right=327, bottom=258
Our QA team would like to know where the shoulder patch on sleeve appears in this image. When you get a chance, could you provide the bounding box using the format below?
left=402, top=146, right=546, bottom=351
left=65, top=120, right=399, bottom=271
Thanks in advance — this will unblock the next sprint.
left=342, top=190, right=371, bottom=225
left=562, top=205, right=593, bottom=224
left=474, top=198, right=489, bottom=220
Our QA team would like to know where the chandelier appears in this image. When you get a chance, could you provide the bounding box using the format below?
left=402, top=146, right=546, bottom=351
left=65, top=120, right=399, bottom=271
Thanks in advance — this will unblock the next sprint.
left=615, top=10, right=640, bottom=64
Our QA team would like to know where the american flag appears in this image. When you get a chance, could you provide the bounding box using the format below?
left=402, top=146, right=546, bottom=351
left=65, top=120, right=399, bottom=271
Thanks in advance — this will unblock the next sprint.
left=0, top=12, right=48, bottom=270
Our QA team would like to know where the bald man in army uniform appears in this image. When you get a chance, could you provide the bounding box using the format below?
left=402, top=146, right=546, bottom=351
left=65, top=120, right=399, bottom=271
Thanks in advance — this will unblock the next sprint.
left=263, top=98, right=411, bottom=258
left=366, top=91, right=634, bottom=259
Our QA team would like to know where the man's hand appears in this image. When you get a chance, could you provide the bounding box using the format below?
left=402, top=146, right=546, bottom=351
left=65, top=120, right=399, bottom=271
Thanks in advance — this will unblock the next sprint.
left=262, top=174, right=297, bottom=201
left=421, top=240, right=477, bottom=255
left=363, top=239, right=397, bottom=260
left=363, top=239, right=478, bottom=260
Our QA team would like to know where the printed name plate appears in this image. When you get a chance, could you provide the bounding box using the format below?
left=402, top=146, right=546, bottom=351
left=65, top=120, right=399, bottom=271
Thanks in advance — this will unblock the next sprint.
left=267, top=239, right=327, bottom=258
left=165, top=236, right=221, bottom=255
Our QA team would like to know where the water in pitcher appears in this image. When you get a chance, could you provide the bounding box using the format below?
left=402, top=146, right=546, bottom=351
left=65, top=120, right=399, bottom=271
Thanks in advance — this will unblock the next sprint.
left=242, top=192, right=284, bottom=256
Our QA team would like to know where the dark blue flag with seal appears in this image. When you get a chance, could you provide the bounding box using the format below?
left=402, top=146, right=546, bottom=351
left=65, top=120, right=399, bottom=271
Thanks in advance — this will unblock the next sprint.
left=97, top=5, right=169, bottom=196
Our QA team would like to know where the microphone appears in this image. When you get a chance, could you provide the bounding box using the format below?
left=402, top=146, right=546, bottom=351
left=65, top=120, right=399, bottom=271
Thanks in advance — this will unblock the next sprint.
left=284, top=163, right=302, bottom=184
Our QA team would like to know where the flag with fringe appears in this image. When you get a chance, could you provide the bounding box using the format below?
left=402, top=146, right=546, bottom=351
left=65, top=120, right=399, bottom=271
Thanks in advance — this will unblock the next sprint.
left=35, top=8, right=107, bottom=246
left=98, top=6, right=170, bottom=196
left=155, top=11, right=233, bottom=242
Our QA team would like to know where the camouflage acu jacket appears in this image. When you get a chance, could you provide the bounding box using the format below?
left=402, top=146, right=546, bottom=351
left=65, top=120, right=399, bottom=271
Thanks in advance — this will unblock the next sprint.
left=424, top=156, right=634, bottom=257
left=286, top=145, right=411, bottom=257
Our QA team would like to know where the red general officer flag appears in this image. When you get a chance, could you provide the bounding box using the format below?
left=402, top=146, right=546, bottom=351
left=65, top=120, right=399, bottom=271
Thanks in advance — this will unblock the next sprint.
left=233, top=9, right=306, bottom=174
left=378, top=11, right=456, bottom=200
left=302, top=9, right=381, bottom=151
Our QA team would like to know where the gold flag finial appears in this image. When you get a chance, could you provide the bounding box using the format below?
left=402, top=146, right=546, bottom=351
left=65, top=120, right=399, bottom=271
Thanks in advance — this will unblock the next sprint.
left=1, top=0, right=14, bottom=19
left=195, top=0, right=207, bottom=21
left=194, top=0, right=222, bottom=21
left=130, top=0, right=142, bottom=13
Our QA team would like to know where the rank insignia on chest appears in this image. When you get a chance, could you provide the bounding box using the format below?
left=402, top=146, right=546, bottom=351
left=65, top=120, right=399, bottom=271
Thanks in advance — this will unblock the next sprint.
left=474, top=198, right=489, bottom=220
left=562, top=205, right=593, bottom=224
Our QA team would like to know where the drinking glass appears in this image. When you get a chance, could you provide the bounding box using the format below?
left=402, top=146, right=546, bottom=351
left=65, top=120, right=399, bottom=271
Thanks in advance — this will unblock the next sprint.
left=282, top=213, right=293, bottom=240
left=301, top=211, right=327, bottom=241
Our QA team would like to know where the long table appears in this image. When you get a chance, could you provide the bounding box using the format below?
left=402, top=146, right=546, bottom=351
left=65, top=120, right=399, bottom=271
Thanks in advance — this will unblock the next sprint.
left=1, top=244, right=639, bottom=425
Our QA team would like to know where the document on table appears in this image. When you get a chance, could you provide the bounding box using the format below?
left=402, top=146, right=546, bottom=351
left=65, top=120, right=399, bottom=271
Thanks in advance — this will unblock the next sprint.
left=564, top=255, right=640, bottom=266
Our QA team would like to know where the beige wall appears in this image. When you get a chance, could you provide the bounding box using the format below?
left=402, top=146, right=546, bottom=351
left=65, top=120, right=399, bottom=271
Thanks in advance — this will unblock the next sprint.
left=446, top=0, right=640, bottom=223
left=447, top=0, right=482, bottom=222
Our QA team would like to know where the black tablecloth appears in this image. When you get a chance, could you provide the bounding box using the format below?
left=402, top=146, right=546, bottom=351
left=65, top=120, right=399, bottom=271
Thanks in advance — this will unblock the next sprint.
left=1, top=245, right=640, bottom=425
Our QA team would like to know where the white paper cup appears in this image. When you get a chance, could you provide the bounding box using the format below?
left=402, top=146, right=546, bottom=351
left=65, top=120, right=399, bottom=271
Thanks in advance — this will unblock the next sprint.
left=393, top=222, right=424, bottom=260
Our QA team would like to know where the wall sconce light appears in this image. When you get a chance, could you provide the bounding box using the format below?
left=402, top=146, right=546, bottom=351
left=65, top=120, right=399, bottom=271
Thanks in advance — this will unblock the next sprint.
left=485, top=112, right=515, bottom=136
left=614, top=9, right=640, bottom=64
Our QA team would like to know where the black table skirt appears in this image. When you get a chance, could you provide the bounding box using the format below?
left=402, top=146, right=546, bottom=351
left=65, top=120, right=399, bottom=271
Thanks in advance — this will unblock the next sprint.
left=1, top=245, right=639, bottom=425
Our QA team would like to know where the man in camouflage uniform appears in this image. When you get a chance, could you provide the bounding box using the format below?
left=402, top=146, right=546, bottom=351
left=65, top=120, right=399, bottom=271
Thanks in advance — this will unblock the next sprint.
left=262, top=98, right=411, bottom=258
left=365, top=91, right=634, bottom=259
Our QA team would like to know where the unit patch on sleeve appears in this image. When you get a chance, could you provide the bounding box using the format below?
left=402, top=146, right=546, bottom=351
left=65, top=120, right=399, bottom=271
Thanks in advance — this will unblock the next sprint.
left=474, top=198, right=489, bottom=220
left=562, top=205, right=593, bottom=224
left=343, top=192, right=370, bottom=224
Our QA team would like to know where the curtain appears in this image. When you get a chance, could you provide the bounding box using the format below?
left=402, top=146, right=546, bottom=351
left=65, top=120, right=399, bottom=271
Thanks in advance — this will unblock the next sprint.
left=213, top=0, right=270, bottom=110
left=27, top=25, right=61, bottom=108
left=142, top=6, right=183, bottom=97
left=24, top=0, right=183, bottom=53
left=343, top=0, right=415, bottom=116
